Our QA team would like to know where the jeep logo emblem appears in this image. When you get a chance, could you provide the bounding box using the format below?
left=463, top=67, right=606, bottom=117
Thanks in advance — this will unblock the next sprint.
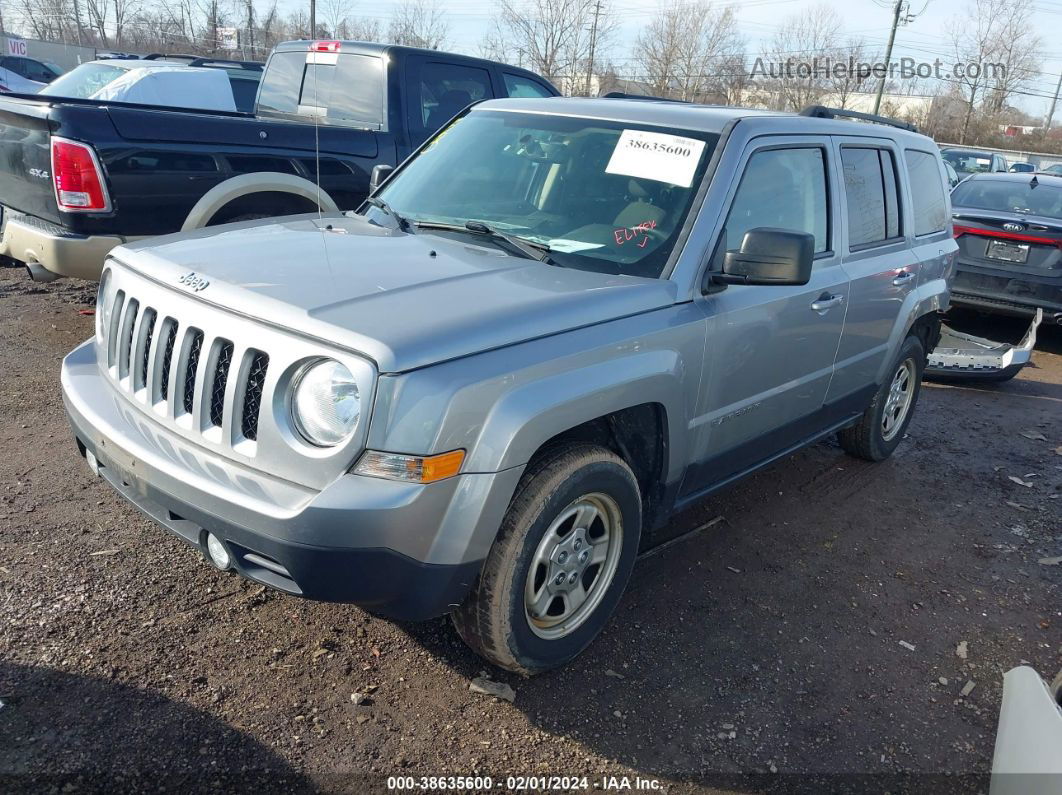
left=177, top=272, right=210, bottom=292
left=1002, top=222, right=1024, bottom=232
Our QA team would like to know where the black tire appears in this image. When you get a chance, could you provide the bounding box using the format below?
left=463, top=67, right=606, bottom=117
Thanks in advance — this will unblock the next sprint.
left=452, top=443, right=641, bottom=675
left=210, top=212, right=274, bottom=225
left=838, top=334, right=926, bottom=462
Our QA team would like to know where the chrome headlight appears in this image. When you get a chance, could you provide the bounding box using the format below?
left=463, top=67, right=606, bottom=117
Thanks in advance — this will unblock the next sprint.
left=291, top=359, right=361, bottom=447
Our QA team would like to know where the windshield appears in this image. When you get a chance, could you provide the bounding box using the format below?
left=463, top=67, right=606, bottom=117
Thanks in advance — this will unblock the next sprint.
left=374, top=110, right=718, bottom=277
left=41, top=63, right=127, bottom=98
left=942, top=150, right=992, bottom=174
left=951, top=178, right=1062, bottom=219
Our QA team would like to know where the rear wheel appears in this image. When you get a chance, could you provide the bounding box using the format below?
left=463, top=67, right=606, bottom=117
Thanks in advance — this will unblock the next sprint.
left=838, top=334, right=925, bottom=461
left=452, top=443, right=641, bottom=675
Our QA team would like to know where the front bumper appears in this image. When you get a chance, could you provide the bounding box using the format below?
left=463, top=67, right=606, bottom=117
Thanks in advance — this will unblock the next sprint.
left=0, top=211, right=128, bottom=281
left=62, top=340, right=524, bottom=621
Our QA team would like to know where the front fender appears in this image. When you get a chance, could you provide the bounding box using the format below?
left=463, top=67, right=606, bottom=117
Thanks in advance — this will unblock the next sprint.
left=471, top=349, right=686, bottom=478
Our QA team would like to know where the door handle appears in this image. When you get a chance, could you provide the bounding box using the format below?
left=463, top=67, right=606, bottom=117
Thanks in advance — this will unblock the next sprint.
left=892, top=271, right=916, bottom=286
left=810, top=293, right=844, bottom=312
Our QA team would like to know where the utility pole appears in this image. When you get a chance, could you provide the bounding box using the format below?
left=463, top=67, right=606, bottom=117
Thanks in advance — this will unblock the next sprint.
left=873, top=0, right=905, bottom=115
left=1045, top=70, right=1062, bottom=134
left=309, top=0, right=315, bottom=38
left=246, top=0, right=255, bottom=58
left=584, top=0, right=602, bottom=97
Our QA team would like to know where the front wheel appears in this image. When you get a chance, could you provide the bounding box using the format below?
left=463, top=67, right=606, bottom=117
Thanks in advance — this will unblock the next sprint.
left=452, top=443, right=641, bottom=675
left=838, top=334, right=926, bottom=462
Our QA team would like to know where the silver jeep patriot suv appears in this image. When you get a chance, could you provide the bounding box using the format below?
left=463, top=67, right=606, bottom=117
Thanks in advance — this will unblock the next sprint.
left=61, top=98, right=955, bottom=673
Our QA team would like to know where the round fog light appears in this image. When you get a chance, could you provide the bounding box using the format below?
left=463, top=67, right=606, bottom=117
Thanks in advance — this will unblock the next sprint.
left=205, top=533, right=232, bottom=570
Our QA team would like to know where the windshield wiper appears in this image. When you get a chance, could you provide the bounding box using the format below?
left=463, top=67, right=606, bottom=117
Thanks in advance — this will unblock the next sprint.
left=364, top=196, right=410, bottom=232
left=413, top=219, right=556, bottom=264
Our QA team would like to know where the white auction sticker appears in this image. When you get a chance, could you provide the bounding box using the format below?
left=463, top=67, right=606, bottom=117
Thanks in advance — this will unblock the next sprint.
left=605, top=129, right=706, bottom=187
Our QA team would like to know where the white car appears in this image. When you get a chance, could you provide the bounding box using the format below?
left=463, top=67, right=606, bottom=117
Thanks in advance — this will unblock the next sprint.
left=0, top=55, right=62, bottom=93
left=39, top=59, right=245, bottom=112
left=991, top=666, right=1062, bottom=794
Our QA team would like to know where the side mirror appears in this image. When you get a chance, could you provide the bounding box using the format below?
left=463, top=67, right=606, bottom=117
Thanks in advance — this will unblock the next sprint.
left=712, top=228, right=814, bottom=287
left=369, top=164, right=394, bottom=194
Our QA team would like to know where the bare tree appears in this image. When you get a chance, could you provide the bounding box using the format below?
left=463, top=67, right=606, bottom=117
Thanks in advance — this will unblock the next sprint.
left=984, top=0, right=1041, bottom=112
left=632, top=0, right=744, bottom=102
left=951, top=0, right=1001, bottom=143
left=489, top=0, right=596, bottom=86
left=85, top=0, right=110, bottom=45
left=388, top=0, right=448, bottom=50
left=829, top=38, right=875, bottom=109
left=757, top=4, right=841, bottom=111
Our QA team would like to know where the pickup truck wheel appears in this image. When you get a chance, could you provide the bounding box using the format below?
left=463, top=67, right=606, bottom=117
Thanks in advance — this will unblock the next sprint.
left=838, top=334, right=925, bottom=462
left=452, top=443, right=641, bottom=675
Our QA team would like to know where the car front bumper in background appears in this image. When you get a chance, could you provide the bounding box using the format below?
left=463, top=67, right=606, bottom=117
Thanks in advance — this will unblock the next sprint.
left=61, top=340, right=523, bottom=621
left=0, top=211, right=127, bottom=281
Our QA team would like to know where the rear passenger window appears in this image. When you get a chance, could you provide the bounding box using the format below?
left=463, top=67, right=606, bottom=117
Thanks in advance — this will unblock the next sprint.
left=503, top=73, right=553, bottom=98
left=905, top=150, right=948, bottom=236
left=725, top=147, right=829, bottom=254
left=841, top=147, right=902, bottom=248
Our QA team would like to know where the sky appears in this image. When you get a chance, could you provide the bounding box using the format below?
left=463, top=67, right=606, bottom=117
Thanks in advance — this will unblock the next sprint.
left=270, top=0, right=1062, bottom=118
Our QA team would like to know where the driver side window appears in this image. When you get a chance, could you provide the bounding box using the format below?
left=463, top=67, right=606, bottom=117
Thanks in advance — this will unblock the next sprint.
left=724, top=146, right=829, bottom=255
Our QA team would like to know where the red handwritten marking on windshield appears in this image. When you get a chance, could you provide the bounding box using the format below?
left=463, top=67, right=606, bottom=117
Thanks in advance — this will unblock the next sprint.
left=614, top=219, right=657, bottom=248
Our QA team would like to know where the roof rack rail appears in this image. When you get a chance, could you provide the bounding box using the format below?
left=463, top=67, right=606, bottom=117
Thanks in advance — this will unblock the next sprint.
left=142, top=53, right=263, bottom=70
left=799, top=104, right=917, bottom=133
left=600, top=91, right=690, bottom=103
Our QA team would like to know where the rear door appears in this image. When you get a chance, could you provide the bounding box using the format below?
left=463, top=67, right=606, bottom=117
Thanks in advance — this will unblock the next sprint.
left=683, top=136, right=849, bottom=496
left=826, top=136, right=916, bottom=403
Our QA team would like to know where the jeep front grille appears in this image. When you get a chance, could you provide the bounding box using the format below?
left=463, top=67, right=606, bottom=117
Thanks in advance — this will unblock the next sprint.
left=101, top=291, right=269, bottom=452
left=93, top=262, right=374, bottom=490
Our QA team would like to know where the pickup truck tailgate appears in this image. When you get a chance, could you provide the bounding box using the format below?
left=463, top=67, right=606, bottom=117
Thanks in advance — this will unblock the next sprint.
left=0, top=96, right=59, bottom=223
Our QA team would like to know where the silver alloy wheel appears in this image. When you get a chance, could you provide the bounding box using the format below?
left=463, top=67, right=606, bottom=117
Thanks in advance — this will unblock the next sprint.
left=524, top=492, right=623, bottom=640
left=882, top=358, right=916, bottom=441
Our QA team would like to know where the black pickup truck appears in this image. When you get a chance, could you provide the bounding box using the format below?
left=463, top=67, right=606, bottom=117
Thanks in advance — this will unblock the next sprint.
left=0, top=40, right=558, bottom=281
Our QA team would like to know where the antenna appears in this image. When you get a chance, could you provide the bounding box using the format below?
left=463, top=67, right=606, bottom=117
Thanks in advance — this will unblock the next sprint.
left=311, top=42, right=322, bottom=220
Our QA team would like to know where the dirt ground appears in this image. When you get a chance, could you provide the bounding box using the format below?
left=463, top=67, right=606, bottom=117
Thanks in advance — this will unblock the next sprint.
left=0, top=261, right=1059, bottom=795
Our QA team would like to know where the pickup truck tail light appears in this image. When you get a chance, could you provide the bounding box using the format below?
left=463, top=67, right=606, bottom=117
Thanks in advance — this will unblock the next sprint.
left=310, top=40, right=341, bottom=53
left=51, top=136, right=112, bottom=212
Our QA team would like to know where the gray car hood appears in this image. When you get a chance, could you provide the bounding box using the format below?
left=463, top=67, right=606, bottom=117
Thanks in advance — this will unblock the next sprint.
left=113, top=214, right=678, bottom=373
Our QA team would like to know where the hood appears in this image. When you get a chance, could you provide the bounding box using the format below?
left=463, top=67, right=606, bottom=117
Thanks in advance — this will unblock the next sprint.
left=113, top=214, right=678, bottom=373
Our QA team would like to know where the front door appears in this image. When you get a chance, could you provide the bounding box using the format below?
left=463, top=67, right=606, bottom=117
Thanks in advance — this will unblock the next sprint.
left=682, top=138, right=849, bottom=498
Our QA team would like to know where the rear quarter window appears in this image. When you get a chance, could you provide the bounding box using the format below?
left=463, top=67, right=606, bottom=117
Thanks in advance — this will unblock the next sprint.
left=904, top=150, right=948, bottom=235
left=503, top=73, right=554, bottom=98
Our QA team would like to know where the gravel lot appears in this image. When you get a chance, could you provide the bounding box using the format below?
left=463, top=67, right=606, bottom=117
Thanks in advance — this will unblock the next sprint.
left=1, top=262, right=1059, bottom=794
